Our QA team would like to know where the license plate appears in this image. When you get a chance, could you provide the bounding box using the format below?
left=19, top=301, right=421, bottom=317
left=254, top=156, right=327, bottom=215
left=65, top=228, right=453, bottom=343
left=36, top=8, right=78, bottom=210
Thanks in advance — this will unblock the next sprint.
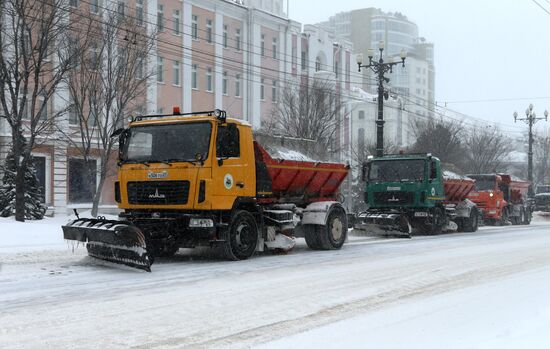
left=414, top=212, right=428, bottom=217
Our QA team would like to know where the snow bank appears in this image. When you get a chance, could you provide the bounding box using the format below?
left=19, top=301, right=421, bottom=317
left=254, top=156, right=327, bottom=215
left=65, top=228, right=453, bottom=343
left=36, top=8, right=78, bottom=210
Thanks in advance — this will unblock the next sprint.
left=0, top=211, right=118, bottom=253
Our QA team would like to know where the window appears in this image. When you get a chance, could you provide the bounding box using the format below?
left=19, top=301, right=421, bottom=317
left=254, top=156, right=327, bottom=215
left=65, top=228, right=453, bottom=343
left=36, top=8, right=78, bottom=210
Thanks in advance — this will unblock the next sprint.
left=117, top=0, right=125, bottom=19
left=223, top=25, right=228, bottom=48
left=222, top=71, right=228, bottom=95
left=68, top=104, right=78, bottom=125
left=235, top=28, right=241, bottom=51
left=358, top=111, right=365, bottom=120
left=89, top=41, right=100, bottom=68
left=217, top=124, right=240, bottom=158
left=292, top=46, right=297, bottom=67
left=261, top=34, right=265, bottom=56
left=173, top=60, right=180, bottom=86
left=192, top=15, right=198, bottom=40
left=334, top=61, right=339, bottom=78
left=69, top=0, right=79, bottom=7
left=136, top=0, right=143, bottom=25
left=192, top=64, right=198, bottom=89
left=38, top=93, right=48, bottom=120
left=235, top=74, right=241, bottom=97
left=272, top=38, right=277, bottom=59
left=90, top=0, right=99, bottom=13
left=206, top=19, right=213, bottom=43
left=157, top=4, right=164, bottom=31
left=19, top=91, right=29, bottom=120
left=271, top=80, right=278, bottom=102
left=68, top=159, right=97, bottom=203
left=206, top=67, right=213, bottom=92
left=157, top=56, right=164, bottom=83
left=301, top=51, right=307, bottom=69
left=260, top=78, right=264, bottom=100
left=87, top=109, right=97, bottom=127
left=172, top=10, right=180, bottom=35
left=315, top=56, right=321, bottom=72
left=136, top=59, right=144, bottom=79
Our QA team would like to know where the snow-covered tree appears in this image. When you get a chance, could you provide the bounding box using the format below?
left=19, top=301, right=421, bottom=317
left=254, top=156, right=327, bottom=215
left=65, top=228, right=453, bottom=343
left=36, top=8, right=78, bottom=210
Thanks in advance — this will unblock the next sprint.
left=0, top=138, right=46, bottom=219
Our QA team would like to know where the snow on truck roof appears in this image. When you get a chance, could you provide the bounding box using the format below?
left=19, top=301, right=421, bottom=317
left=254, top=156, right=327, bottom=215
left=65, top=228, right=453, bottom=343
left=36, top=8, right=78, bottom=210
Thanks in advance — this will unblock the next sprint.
left=262, top=144, right=316, bottom=162
left=443, top=170, right=470, bottom=180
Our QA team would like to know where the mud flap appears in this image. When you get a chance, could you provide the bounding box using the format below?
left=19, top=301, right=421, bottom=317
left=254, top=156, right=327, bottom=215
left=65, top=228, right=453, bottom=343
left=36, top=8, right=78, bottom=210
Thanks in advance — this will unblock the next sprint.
left=353, top=212, right=412, bottom=238
left=63, top=219, right=152, bottom=272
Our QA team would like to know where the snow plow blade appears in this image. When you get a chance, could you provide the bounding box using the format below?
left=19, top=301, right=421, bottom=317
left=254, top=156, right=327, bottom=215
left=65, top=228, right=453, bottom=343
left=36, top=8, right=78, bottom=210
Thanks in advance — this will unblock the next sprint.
left=352, top=212, right=412, bottom=238
left=62, top=218, right=152, bottom=272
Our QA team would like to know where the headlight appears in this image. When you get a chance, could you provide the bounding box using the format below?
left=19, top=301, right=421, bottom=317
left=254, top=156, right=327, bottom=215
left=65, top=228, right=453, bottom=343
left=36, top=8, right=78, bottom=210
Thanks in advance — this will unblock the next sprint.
left=189, top=218, right=214, bottom=228
left=489, top=192, right=494, bottom=197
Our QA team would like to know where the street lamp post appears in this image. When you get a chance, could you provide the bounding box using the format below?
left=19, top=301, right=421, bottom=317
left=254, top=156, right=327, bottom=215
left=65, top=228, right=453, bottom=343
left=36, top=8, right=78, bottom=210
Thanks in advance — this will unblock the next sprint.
left=514, top=103, right=548, bottom=197
left=356, top=41, right=406, bottom=157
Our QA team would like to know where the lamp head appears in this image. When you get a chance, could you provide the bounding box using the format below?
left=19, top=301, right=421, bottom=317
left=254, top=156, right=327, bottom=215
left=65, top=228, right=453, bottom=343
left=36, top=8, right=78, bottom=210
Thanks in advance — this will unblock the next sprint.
left=356, top=53, right=364, bottom=66
left=367, top=48, right=374, bottom=59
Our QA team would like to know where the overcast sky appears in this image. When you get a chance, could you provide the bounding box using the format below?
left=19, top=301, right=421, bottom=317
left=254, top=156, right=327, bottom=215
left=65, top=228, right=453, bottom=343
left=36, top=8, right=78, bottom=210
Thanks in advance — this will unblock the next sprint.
left=289, top=0, right=550, bottom=137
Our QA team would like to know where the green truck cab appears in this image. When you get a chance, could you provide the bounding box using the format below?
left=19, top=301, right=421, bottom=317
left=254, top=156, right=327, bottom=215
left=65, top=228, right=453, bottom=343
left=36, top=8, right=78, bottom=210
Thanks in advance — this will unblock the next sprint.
left=355, top=153, right=478, bottom=236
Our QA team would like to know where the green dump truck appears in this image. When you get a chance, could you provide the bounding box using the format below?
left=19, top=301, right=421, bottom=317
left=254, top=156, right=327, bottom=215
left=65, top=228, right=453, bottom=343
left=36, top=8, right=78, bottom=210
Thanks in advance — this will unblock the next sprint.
left=353, top=153, right=479, bottom=237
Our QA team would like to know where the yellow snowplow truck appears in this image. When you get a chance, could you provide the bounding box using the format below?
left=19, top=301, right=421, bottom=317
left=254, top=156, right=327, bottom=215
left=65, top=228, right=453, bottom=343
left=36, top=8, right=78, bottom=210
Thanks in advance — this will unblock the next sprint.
left=62, top=109, right=349, bottom=271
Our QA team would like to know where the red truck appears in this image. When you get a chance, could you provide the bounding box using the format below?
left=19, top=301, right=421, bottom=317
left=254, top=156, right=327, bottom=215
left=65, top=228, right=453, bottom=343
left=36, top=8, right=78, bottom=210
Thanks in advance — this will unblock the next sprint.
left=466, top=174, right=532, bottom=225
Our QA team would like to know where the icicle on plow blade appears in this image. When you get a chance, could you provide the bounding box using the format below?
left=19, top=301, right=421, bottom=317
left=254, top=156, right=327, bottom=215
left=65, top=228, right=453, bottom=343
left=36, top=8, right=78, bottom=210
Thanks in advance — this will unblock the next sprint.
left=62, top=218, right=152, bottom=272
left=352, top=211, right=412, bottom=238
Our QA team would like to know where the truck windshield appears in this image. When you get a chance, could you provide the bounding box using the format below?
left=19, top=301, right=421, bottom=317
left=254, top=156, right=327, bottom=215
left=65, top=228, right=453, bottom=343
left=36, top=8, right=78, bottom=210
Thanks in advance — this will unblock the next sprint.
left=123, top=122, right=212, bottom=163
left=537, top=186, right=550, bottom=194
left=470, top=177, right=495, bottom=191
left=368, top=159, right=425, bottom=182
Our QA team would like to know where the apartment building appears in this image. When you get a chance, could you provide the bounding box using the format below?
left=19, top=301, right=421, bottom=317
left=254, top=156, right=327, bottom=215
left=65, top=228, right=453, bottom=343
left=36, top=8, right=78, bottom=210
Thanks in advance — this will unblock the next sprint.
left=0, top=0, right=355, bottom=214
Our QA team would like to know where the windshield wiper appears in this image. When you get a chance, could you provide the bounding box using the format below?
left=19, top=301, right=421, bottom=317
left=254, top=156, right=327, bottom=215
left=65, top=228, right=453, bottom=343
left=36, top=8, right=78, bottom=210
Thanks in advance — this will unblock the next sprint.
left=163, top=158, right=202, bottom=166
left=147, top=159, right=173, bottom=166
left=121, top=159, right=150, bottom=167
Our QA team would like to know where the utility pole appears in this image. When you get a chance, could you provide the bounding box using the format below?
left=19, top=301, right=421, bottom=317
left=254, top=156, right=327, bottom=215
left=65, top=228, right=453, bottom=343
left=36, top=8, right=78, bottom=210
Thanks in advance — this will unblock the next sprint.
left=514, top=103, right=548, bottom=197
left=356, top=41, right=406, bottom=157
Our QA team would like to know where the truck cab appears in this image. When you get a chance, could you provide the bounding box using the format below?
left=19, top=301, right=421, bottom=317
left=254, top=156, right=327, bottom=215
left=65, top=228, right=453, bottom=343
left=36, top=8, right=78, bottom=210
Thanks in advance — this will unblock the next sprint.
left=467, top=174, right=531, bottom=225
left=466, top=174, right=506, bottom=223
left=535, top=185, right=550, bottom=212
left=358, top=154, right=448, bottom=235
left=362, top=154, right=445, bottom=210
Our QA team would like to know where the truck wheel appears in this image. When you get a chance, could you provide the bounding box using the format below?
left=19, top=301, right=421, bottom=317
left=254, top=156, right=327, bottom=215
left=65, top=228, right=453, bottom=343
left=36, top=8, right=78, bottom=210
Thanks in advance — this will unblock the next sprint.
left=462, top=208, right=479, bottom=233
left=221, top=210, right=258, bottom=260
left=317, top=207, right=348, bottom=250
left=305, top=207, right=347, bottom=251
left=523, top=207, right=531, bottom=225
left=155, top=245, right=180, bottom=258
left=500, top=207, right=509, bottom=226
left=422, top=207, right=443, bottom=235
left=304, top=225, right=322, bottom=250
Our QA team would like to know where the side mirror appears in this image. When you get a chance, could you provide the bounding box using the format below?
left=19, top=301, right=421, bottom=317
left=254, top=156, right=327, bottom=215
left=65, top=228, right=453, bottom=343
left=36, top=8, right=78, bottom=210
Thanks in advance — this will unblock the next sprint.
left=117, top=129, right=129, bottom=165
left=110, top=128, right=125, bottom=138
left=361, top=163, right=368, bottom=182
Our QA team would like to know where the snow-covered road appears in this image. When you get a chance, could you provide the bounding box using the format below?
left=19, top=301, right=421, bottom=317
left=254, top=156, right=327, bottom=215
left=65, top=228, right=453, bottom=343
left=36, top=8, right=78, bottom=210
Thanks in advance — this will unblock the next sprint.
left=1, top=216, right=550, bottom=348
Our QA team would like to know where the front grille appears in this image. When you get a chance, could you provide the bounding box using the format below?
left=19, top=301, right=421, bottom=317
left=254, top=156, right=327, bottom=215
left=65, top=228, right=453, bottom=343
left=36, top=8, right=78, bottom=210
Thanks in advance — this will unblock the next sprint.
left=374, top=191, right=414, bottom=205
left=127, top=181, right=190, bottom=205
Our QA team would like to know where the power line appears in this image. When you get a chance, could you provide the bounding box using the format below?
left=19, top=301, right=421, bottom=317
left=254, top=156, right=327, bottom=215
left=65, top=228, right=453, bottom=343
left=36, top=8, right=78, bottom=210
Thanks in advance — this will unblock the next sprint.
left=25, top=0, right=526, bottom=137
left=532, top=0, right=550, bottom=16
